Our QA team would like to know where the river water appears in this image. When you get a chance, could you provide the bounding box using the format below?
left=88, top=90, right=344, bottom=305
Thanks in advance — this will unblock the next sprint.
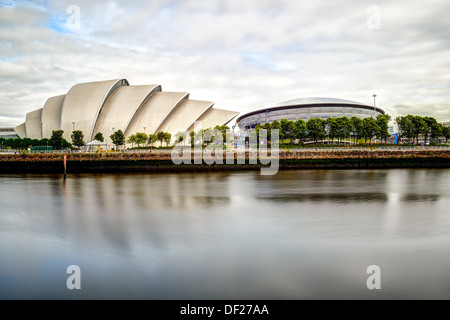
left=0, top=169, right=449, bottom=299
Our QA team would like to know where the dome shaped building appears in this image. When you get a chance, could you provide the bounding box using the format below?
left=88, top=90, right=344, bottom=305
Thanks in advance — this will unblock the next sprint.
left=236, top=97, right=385, bottom=131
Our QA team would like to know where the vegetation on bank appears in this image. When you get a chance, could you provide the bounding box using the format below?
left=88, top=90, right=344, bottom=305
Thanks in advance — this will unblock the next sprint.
left=1, top=114, right=449, bottom=152
left=251, top=114, right=449, bottom=145
left=0, top=129, right=71, bottom=150
left=1, top=149, right=449, bottom=174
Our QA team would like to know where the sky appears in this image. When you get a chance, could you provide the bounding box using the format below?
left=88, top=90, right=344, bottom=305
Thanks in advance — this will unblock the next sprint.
left=0, top=0, right=449, bottom=128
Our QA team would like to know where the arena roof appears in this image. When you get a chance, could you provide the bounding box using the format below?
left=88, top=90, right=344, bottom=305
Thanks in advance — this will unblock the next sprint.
left=237, top=97, right=384, bottom=124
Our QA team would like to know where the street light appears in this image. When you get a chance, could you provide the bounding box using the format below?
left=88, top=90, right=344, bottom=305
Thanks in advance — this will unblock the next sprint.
left=72, top=122, right=75, bottom=131
left=111, top=128, right=115, bottom=151
left=372, top=94, right=377, bottom=111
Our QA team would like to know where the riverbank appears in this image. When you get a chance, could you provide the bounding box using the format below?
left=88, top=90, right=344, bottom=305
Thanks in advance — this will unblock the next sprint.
left=0, top=149, right=449, bottom=173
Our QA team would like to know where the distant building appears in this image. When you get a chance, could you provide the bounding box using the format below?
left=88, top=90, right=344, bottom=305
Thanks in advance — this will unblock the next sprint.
left=442, top=122, right=450, bottom=128
left=237, top=97, right=385, bottom=134
left=13, top=79, right=239, bottom=143
left=0, top=128, right=19, bottom=139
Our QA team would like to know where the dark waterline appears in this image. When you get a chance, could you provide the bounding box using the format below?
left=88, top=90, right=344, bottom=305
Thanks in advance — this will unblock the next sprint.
left=1, top=169, right=449, bottom=299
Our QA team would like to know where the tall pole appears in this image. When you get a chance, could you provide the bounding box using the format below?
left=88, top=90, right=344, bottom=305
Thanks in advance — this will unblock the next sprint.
left=372, top=94, right=377, bottom=145
left=72, top=122, right=75, bottom=131
left=112, top=128, right=115, bottom=151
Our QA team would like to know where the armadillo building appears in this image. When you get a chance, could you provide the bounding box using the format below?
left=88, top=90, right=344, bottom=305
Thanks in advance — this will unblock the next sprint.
left=14, top=79, right=239, bottom=143
left=237, top=97, right=385, bottom=130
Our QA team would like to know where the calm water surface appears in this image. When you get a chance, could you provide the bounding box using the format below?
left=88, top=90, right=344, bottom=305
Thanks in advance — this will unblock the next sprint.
left=1, top=169, right=449, bottom=299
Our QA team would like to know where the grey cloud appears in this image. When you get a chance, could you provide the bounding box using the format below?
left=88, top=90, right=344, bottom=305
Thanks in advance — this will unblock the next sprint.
left=0, top=0, right=449, bottom=127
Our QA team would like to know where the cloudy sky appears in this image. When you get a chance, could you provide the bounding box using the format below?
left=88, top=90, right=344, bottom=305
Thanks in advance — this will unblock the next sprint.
left=1, top=0, right=449, bottom=127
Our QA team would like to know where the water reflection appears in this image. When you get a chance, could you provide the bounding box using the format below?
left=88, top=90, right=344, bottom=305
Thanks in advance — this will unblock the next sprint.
left=258, top=192, right=388, bottom=203
left=0, top=169, right=449, bottom=299
left=401, top=194, right=440, bottom=202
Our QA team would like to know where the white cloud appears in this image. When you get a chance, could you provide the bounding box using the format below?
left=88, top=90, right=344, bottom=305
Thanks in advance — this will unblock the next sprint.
left=0, top=0, right=449, bottom=128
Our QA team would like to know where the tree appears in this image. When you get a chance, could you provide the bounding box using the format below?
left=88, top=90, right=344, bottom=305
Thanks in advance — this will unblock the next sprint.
left=214, top=125, right=230, bottom=142
left=307, top=118, right=326, bottom=144
left=422, top=116, right=439, bottom=144
left=411, top=115, right=427, bottom=144
left=110, top=130, right=125, bottom=149
left=163, top=132, right=172, bottom=146
left=148, top=134, right=158, bottom=149
left=430, top=123, right=443, bottom=144
left=71, top=130, right=85, bottom=148
left=375, top=114, right=391, bottom=144
left=174, top=132, right=185, bottom=145
left=395, top=116, right=413, bottom=144
left=94, top=132, right=104, bottom=142
left=351, top=116, right=363, bottom=144
left=189, top=131, right=195, bottom=146
left=263, top=122, right=271, bottom=141
left=280, top=119, right=295, bottom=142
left=157, top=131, right=166, bottom=146
left=127, top=134, right=136, bottom=148
left=270, top=120, right=283, bottom=143
left=50, top=130, right=69, bottom=150
left=442, top=126, right=450, bottom=143
left=336, top=116, right=353, bottom=144
left=326, top=117, right=339, bottom=143
left=255, top=124, right=265, bottom=144
left=293, top=119, right=307, bottom=141
left=361, top=117, right=379, bottom=144
left=134, top=132, right=148, bottom=147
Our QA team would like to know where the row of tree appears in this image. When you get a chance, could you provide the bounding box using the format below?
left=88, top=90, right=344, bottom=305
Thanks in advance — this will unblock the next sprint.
left=0, top=129, right=174, bottom=150
left=0, top=130, right=72, bottom=150
left=126, top=131, right=172, bottom=148
left=2, top=116, right=449, bottom=150
left=252, top=114, right=393, bottom=144
left=395, top=115, right=450, bottom=144
left=69, top=129, right=175, bottom=149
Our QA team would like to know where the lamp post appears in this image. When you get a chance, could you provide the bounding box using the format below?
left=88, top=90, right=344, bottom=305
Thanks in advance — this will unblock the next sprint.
left=112, top=128, right=115, bottom=151
left=372, top=94, right=377, bottom=111
left=72, top=122, right=75, bottom=131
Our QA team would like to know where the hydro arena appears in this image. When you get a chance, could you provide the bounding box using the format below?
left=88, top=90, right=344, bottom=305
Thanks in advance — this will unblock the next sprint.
left=236, top=97, right=385, bottom=132
left=13, top=79, right=239, bottom=144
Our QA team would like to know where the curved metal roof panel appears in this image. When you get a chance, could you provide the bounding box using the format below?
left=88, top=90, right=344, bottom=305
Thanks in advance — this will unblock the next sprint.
left=156, top=99, right=214, bottom=136
left=25, top=108, right=43, bottom=139
left=14, top=122, right=27, bottom=139
left=60, top=79, right=129, bottom=141
left=188, top=108, right=239, bottom=132
left=41, top=94, right=65, bottom=139
left=93, top=85, right=161, bottom=143
left=272, top=97, right=369, bottom=107
left=124, top=91, right=189, bottom=136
